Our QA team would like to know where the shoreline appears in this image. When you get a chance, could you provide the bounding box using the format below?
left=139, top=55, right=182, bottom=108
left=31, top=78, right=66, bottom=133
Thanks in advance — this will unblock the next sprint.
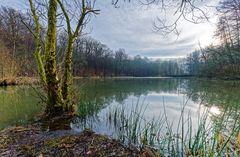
left=0, top=126, right=160, bottom=157
left=1, top=76, right=240, bottom=87
left=0, top=77, right=39, bottom=87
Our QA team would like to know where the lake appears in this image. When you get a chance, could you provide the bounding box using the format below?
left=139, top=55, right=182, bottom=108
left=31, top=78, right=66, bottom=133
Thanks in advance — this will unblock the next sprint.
left=1, top=78, right=240, bottom=137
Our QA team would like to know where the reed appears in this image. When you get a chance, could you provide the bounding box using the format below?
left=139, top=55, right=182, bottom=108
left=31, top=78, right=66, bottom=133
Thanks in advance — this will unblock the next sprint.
left=107, top=102, right=240, bottom=156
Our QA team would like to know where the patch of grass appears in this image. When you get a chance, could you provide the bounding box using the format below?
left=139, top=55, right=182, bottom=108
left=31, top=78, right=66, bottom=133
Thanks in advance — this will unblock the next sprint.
left=107, top=102, right=240, bottom=156
left=77, top=98, right=104, bottom=120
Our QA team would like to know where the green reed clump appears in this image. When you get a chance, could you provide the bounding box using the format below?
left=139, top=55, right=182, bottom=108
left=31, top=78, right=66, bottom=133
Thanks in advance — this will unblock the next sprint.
left=107, top=103, right=240, bottom=156
left=77, top=98, right=104, bottom=119
left=108, top=100, right=148, bottom=144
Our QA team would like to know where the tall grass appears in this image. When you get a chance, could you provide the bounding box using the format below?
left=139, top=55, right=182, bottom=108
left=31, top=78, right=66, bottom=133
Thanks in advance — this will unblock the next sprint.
left=77, top=98, right=104, bottom=120
left=107, top=102, right=240, bottom=156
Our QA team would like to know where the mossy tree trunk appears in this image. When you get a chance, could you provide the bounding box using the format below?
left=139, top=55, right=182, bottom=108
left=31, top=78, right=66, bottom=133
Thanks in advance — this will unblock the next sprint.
left=28, top=0, right=98, bottom=116
left=30, top=0, right=64, bottom=114
left=28, top=0, right=47, bottom=87
left=58, top=0, right=99, bottom=111
left=61, top=37, right=74, bottom=110
left=44, top=0, right=64, bottom=114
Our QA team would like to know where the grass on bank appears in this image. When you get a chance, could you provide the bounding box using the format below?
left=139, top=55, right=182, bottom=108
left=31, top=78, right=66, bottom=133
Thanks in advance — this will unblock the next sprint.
left=0, top=77, right=38, bottom=86
left=107, top=103, right=240, bottom=157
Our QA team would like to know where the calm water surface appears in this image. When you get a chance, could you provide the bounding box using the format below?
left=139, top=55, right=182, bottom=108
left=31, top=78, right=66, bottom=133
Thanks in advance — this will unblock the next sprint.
left=1, top=78, right=240, bottom=136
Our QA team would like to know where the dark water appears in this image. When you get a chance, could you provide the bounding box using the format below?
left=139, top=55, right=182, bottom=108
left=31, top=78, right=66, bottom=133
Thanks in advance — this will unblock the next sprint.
left=0, top=78, right=240, bottom=133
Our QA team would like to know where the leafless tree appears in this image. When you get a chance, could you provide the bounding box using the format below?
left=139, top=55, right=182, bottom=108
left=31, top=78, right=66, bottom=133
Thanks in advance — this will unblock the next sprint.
left=112, top=0, right=210, bottom=36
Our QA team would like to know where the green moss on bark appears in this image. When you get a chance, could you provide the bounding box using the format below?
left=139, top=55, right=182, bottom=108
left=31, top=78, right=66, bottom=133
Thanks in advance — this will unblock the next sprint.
left=44, top=0, right=64, bottom=113
left=62, top=37, right=74, bottom=111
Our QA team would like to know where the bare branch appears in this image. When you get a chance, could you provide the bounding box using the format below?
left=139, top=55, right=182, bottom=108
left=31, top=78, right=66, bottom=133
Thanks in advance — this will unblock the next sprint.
left=112, top=0, right=210, bottom=36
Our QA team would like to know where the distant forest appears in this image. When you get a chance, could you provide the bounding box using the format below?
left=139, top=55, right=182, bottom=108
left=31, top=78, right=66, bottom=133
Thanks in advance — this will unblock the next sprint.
left=0, top=7, right=185, bottom=78
left=0, top=0, right=240, bottom=79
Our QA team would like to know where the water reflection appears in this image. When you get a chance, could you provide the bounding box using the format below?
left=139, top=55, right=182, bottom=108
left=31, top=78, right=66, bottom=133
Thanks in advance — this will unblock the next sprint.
left=0, top=78, right=240, bottom=132
left=209, top=106, right=221, bottom=115
left=72, top=78, right=240, bottom=137
left=0, top=86, right=40, bottom=129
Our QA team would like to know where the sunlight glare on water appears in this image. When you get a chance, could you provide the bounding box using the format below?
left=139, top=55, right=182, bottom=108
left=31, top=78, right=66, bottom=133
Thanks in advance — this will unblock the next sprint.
left=209, top=106, right=221, bottom=115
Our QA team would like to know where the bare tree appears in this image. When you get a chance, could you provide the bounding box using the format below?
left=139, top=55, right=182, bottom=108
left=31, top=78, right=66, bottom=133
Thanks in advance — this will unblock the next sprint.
left=0, top=39, right=18, bottom=80
left=112, top=0, right=209, bottom=35
left=0, top=7, right=36, bottom=76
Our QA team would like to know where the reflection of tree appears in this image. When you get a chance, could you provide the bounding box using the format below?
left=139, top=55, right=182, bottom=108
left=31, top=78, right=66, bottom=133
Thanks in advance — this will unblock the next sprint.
left=185, top=80, right=240, bottom=110
left=75, top=78, right=182, bottom=105
left=2, top=79, right=239, bottom=131
left=77, top=78, right=239, bottom=115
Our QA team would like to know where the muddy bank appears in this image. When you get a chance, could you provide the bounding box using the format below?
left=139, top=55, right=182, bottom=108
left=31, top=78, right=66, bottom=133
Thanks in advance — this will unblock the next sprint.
left=0, top=126, right=151, bottom=157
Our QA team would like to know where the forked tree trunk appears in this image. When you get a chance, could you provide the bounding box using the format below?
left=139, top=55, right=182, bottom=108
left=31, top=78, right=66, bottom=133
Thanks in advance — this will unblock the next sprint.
left=29, top=0, right=98, bottom=116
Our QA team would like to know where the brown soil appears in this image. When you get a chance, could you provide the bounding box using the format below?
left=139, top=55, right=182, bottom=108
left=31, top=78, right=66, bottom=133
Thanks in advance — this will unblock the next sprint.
left=0, top=126, right=145, bottom=157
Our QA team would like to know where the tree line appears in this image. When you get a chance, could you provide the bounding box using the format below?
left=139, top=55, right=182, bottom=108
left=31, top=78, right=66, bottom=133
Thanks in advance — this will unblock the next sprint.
left=0, top=7, right=36, bottom=78
left=59, top=34, right=185, bottom=77
left=0, top=6, right=185, bottom=80
left=2, top=0, right=239, bottom=81
left=186, top=0, right=240, bottom=79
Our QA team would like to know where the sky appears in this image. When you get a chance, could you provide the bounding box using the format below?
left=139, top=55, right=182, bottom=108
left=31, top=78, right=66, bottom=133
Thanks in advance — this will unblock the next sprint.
left=0, top=0, right=220, bottom=59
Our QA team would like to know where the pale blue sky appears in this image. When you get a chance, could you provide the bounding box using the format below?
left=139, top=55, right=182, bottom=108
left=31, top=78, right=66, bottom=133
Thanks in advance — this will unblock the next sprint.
left=0, top=0, right=219, bottom=59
